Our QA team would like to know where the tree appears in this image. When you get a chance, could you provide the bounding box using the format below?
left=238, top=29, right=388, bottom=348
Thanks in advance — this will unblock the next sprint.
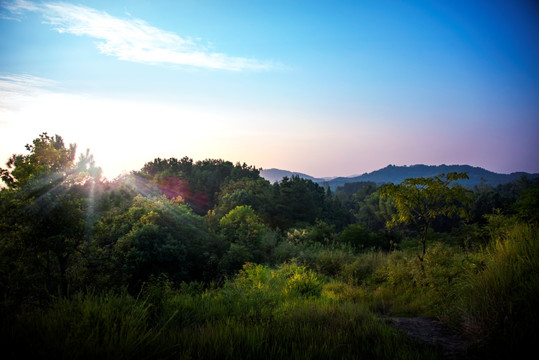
left=274, top=176, right=325, bottom=229
left=219, top=205, right=268, bottom=267
left=353, top=190, right=395, bottom=232
left=213, top=178, right=276, bottom=225
left=339, top=224, right=389, bottom=251
left=513, top=183, right=539, bottom=226
left=136, top=157, right=261, bottom=215
left=220, top=205, right=266, bottom=247
left=1, top=133, right=76, bottom=189
left=380, top=172, right=471, bottom=266
left=0, top=133, right=101, bottom=299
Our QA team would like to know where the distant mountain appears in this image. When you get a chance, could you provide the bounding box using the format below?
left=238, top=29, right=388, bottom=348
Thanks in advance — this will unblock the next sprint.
left=261, top=164, right=539, bottom=190
left=327, top=164, right=539, bottom=189
left=260, top=168, right=325, bottom=184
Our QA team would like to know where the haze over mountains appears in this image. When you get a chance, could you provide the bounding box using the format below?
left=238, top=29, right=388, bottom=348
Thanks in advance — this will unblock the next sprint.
left=261, top=165, right=539, bottom=190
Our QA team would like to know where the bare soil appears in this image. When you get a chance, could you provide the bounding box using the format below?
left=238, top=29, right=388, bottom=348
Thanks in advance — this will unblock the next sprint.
left=385, top=317, right=468, bottom=359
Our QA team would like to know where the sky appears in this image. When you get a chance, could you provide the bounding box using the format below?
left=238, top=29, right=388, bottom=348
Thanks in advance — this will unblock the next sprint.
left=1, top=0, right=538, bottom=180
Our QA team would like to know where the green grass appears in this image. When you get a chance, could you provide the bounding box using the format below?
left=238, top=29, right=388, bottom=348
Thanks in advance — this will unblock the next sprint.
left=167, top=301, right=440, bottom=360
left=2, top=291, right=170, bottom=360
left=1, top=263, right=442, bottom=360
left=3, top=221, right=537, bottom=359
left=455, top=223, right=539, bottom=358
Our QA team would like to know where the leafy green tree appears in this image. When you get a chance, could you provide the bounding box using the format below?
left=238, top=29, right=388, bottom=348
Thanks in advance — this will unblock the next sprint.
left=339, top=224, right=389, bottom=251
left=219, top=205, right=268, bottom=267
left=513, top=184, right=539, bottom=226
left=274, top=176, right=326, bottom=229
left=220, top=205, right=266, bottom=247
left=218, top=243, right=254, bottom=276
left=352, top=191, right=394, bottom=232
left=93, top=194, right=215, bottom=290
left=469, top=185, right=506, bottom=224
left=189, top=159, right=260, bottom=211
left=0, top=133, right=101, bottom=299
left=337, top=181, right=378, bottom=197
left=214, top=178, right=276, bottom=224
left=136, top=157, right=261, bottom=214
left=139, top=156, right=194, bottom=178
left=321, top=192, right=353, bottom=231
left=1, top=133, right=76, bottom=189
left=380, top=173, right=471, bottom=265
left=335, top=181, right=378, bottom=214
left=306, top=220, right=336, bottom=245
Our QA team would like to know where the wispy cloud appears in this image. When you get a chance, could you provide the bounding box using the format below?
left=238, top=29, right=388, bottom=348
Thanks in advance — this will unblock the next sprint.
left=2, top=0, right=40, bottom=13
left=0, top=0, right=38, bottom=20
left=2, top=1, right=277, bottom=71
left=0, top=73, right=56, bottom=113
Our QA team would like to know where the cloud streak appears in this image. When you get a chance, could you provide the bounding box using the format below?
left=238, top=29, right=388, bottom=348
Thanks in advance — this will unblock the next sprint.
left=0, top=73, right=56, bottom=113
left=3, top=1, right=276, bottom=71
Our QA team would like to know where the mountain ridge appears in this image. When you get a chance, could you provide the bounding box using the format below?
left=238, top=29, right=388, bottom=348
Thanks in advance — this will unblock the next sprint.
left=260, top=164, right=539, bottom=190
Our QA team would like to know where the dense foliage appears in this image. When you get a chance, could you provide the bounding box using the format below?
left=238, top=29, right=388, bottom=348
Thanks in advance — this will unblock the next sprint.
left=1, top=133, right=537, bottom=359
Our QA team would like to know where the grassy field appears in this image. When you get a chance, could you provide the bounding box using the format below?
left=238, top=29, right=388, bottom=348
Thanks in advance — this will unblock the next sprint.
left=2, top=221, right=537, bottom=359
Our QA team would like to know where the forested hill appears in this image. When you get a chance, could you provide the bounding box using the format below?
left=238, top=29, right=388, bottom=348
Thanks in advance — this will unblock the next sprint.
left=261, top=164, right=539, bottom=189
left=260, top=168, right=328, bottom=184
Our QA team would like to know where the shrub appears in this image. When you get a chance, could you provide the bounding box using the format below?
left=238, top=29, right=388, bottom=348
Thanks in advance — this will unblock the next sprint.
left=275, top=262, right=323, bottom=298
left=285, top=267, right=323, bottom=298
left=311, top=249, right=354, bottom=277
left=340, top=251, right=389, bottom=285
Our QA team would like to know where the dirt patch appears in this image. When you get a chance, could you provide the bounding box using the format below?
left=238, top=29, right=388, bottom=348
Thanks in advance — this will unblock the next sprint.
left=385, top=317, right=468, bottom=359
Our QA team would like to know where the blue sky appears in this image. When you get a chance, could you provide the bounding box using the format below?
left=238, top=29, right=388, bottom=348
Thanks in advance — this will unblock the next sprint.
left=1, top=0, right=538, bottom=179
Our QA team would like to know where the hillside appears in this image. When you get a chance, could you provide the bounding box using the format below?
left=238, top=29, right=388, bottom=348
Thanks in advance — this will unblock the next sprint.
left=260, top=168, right=326, bottom=184
left=262, top=164, right=539, bottom=189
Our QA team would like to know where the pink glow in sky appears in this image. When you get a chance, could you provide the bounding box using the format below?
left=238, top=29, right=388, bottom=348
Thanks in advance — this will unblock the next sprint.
left=1, top=1, right=538, bottom=179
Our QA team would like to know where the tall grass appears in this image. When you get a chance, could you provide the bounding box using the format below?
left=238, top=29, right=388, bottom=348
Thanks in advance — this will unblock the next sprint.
left=456, top=223, right=539, bottom=357
left=329, top=245, right=470, bottom=317
left=2, top=291, right=170, bottom=360
left=166, top=301, right=440, bottom=360
left=1, top=263, right=443, bottom=359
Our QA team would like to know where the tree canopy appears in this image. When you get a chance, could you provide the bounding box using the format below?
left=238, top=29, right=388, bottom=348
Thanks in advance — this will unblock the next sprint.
left=380, top=172, right=471, bottom=263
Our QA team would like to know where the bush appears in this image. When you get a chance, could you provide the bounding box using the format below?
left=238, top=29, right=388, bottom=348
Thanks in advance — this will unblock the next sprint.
left=310, top=249, right=354, bottom=277
left=282, top=264, right=323, bottom=298
left=218, top=243, right=254, bottom=275
left=340, top=251, right=389, bottom=285
left=271, top=239, right=301, bottom=264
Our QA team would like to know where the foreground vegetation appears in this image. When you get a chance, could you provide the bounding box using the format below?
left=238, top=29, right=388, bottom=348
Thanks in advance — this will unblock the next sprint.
left=1, top=133, right=538, bottom=359
left=4, top=263, right=442, bottom=359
